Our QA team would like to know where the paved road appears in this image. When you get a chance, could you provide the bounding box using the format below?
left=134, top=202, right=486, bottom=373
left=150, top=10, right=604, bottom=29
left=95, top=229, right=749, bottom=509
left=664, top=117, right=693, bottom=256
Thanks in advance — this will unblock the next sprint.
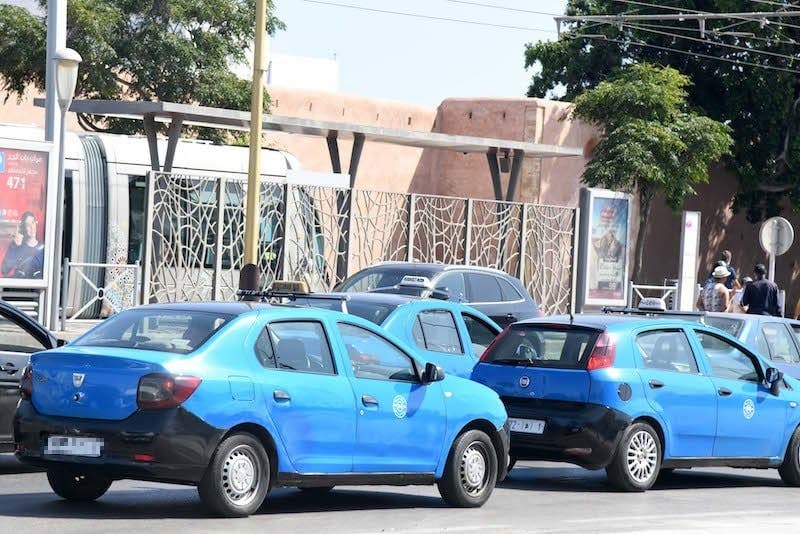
left=2, top=454, right=799, bottom=533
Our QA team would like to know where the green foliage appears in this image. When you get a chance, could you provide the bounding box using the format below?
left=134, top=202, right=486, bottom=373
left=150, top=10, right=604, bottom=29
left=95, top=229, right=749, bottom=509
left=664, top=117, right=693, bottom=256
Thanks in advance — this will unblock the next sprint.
left=0, top=0, right=285, bottom=144
left=526, top=0, right=800, bottom=222
left=572, top=63, right=733, bottom=279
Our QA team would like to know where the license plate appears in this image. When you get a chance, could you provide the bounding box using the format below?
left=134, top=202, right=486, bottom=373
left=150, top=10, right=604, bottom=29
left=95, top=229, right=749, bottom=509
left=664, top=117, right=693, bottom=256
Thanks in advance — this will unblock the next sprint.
left=509, top=418, right=545, bottom=434
left=44, top=435, right=104, bottom=457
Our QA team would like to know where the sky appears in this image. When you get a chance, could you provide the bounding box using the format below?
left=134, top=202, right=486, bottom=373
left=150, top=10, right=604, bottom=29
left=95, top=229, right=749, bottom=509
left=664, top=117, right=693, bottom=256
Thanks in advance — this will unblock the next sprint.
left=270, top=0, right=568, bottom=105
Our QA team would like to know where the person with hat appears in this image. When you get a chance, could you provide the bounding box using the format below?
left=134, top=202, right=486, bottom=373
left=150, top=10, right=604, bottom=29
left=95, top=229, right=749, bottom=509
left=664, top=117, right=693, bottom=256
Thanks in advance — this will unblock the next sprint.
left=697, top=264, right=731, bottom=312
left=741, top=264, right=780, bottom=316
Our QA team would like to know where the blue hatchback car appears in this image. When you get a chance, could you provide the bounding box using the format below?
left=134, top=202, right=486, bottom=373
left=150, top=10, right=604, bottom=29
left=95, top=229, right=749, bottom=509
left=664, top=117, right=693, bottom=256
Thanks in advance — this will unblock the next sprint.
left=14, top=303, right=510, bottom=517
left=471, top=314, right=800, bottom=491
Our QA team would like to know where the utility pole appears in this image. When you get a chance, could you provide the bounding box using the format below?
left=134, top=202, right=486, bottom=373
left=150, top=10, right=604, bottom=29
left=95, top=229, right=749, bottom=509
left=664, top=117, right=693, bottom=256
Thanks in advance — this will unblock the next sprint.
left=240, top=0, right=268, bottom=294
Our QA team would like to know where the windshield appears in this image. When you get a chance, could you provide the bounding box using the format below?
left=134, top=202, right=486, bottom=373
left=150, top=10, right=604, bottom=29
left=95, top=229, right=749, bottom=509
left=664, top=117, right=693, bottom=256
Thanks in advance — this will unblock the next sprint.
left=482, top=325, right=599, bottom=369
left=337, top=266, right=440, bottom=292
left=704, top=316, right=745, bottom=337
left=72, top=309, right=234, bottom=354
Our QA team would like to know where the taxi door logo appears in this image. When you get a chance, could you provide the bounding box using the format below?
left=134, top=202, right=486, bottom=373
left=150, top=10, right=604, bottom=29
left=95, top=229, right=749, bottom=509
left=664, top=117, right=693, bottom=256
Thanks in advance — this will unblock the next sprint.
left=72, top=373, right=85, bottom=388
left=743, top=399, right=755, bottom=420
left=392, top=395, right=407, bottom=419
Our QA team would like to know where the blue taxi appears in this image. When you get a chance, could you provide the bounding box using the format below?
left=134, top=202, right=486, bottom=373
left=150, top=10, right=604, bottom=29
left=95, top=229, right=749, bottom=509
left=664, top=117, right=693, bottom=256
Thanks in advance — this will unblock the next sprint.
left=472, top=314, right=800, bottom=491
left=14, top=302, right=509, bottom=517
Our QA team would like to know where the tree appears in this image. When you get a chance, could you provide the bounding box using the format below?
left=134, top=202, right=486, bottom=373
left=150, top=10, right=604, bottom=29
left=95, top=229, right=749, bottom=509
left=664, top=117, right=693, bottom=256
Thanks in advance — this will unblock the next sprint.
left=0, top=0, right=285, bottom=144
left=571, top=63, right=733, bottom=281
left=525, top=0, right=800, bottom=223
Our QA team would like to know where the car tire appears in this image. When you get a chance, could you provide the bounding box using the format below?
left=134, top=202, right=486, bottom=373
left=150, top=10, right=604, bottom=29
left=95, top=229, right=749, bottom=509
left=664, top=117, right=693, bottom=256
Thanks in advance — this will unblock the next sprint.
left=437, top=429, right=498, bottom=508
left=299, top=486, right=334, bottom=494
left=47, top=468, right=112, bottom=501
left=779, top=426, right=800, bottom=486
left=198, top=433, right=271, bottom=518
left=605, top=422, right=662, bottom=492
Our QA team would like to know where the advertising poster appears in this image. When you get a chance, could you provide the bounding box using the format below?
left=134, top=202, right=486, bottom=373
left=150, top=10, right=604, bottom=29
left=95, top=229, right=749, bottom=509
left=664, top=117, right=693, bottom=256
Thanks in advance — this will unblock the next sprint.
left=579, top=188, right=631, bottom=307
left=0, top=147, right=49, bottom=283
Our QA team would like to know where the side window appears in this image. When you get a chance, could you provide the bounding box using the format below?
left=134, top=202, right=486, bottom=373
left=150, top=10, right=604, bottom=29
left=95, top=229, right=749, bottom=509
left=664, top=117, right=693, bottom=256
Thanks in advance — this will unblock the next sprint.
left=262, top=321, right=336, bottom=375
left=338, top=323, right=418, bottom=382
left=498, top=277, right=523, bottom=302
left=412, top=310, right=463, bottom=354
left=0, top=317, right=46, bottom=353
left=791, top=324, right=800, bottom=348
left=466, top=273, right=502, bottom=303
left=695, top=330, right=760, bottom=382
left=761, top=324, right=800, bottom=364
left=636, top=329, right=699, bottom=374
left=436, top=272, right=466, bottom=302
left=462, top=314, right=499, bottom=355
left=755, top=331, right=771, bottom=359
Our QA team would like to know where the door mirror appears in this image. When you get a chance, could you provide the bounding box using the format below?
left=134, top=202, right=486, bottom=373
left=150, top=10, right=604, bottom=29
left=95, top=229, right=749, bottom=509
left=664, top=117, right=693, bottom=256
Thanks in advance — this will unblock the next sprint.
left=430, top=288, right=451, bottom=301
left=56, top=338, right=68, bottom=347
left=422, top=362, right=445, bottom=384
left=766, top=367, right=784, bottom=396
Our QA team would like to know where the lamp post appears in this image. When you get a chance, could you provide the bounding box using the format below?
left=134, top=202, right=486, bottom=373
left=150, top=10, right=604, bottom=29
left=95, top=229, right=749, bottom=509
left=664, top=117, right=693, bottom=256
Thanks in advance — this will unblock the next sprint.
left=48, top=48, right=82, bottom=330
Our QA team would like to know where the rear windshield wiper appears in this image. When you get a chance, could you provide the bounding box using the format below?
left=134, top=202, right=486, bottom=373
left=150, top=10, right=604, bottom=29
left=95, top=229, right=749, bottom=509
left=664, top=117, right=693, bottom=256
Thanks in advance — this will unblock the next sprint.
left=485, top=358, right=534, bottom=366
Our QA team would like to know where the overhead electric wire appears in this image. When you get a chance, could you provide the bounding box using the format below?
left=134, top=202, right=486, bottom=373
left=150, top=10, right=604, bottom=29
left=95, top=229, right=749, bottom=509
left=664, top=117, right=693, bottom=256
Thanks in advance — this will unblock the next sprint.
left=628, top=20, right=800, bottom=46
left=612, top=0, right=800, bottom=31
left=301, top=0, right=556, bottom=33
left=572, top=32, right=800, bottom=74
left=445, top=0, right=560, bottom=17
left=618, top=22, right=800, bottom=63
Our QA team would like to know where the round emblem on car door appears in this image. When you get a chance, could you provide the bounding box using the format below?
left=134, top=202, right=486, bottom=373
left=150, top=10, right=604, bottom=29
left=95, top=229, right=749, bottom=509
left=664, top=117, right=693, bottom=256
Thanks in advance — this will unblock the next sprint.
left=519, top=376, right=530, bottom=388
left=743, top=399, right=755, bottom=420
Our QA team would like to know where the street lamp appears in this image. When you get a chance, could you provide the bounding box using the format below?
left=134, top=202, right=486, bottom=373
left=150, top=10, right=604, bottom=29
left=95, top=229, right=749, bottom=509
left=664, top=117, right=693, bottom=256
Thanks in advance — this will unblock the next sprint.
left=49, top=47, right=82, bottom=330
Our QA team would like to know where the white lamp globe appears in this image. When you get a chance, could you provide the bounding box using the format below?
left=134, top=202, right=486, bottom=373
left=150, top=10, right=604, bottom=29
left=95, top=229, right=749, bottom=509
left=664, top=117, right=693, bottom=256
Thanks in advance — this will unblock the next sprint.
left=53, top=48, right=82, bottom=109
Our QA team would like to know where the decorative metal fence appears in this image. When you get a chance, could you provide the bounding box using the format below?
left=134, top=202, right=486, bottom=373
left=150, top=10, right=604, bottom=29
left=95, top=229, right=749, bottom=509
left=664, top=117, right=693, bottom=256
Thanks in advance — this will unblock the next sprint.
left=142, top=172, right=578, bottom=315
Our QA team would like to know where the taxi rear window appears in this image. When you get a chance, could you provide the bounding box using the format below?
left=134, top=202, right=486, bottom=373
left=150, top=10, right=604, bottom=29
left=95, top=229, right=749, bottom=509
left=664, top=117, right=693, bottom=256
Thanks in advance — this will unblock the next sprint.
left=482, top=325, right=599, bottom=369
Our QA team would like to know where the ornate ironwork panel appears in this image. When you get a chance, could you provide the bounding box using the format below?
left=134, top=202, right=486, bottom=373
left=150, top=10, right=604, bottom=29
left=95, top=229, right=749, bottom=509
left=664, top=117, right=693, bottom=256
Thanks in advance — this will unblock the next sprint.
left=523, top=205, right=576, bottom=315
left=411, top=195, right=467, bottom=264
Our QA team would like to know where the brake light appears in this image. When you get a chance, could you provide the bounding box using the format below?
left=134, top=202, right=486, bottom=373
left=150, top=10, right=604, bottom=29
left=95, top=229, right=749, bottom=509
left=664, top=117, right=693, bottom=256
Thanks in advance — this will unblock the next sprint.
left=587, top=333, right=616, bottom=371
left=480, top=326, right=511, bottom=362
left=20, top=365, right=32, bottom=400
left=137, top=374, right=202, bottom=410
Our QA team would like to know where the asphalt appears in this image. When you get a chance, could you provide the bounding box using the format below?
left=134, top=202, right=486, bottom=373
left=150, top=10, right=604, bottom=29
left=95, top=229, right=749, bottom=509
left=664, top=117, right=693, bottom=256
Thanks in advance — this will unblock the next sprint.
left=1, top=455, right=799, bottom=533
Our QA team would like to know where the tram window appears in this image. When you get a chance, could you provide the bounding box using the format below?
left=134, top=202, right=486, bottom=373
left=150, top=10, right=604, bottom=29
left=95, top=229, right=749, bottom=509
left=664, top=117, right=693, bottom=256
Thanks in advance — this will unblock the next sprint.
left=63, top=171, right=74, bottom=261
left=128, top=176, right=146, bottom=264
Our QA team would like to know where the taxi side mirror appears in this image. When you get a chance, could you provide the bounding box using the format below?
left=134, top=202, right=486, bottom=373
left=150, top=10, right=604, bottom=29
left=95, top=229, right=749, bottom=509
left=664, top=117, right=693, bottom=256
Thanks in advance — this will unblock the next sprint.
left=422, top=362, right=445, bottom=384
left=766, top=367, right=784, bottom=396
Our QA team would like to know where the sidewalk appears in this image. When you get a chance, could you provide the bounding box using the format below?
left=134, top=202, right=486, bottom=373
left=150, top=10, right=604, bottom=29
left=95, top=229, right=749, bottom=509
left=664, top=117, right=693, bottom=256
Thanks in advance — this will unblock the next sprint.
left=52, top=320, right=102, bottom=341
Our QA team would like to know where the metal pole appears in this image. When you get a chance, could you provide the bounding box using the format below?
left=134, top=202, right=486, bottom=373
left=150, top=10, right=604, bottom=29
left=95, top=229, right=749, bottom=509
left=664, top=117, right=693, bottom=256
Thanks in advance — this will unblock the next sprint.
left=60, top=257, right=69, bottom=332
left=241, top=0, right=268, bottom=290
left=769, top=252, right=776, bottom=282
left=44, top=0, right=66, bottom=142
left=49, top=107, right=68, bottom=330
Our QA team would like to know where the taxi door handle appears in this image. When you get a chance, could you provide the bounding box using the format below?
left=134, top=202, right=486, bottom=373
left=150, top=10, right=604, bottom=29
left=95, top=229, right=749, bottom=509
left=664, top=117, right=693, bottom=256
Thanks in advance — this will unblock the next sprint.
left=718, top=387, right=733, bottom=397
left=273, top=390, right=291, bottom=401
left=648, top=379, right=664, bottom=389
left=0, top=362, right=17, bottom=375
left=361, top=395, right=379, bottom=407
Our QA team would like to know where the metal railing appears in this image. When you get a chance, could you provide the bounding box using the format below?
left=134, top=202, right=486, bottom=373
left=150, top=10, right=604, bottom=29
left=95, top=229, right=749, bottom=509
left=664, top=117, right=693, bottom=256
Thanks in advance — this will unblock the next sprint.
left=627, top=281, right=679, bottom=310
left=60, top=259, right=141, bottom=330
left=142, top=172, right=579, bottom=315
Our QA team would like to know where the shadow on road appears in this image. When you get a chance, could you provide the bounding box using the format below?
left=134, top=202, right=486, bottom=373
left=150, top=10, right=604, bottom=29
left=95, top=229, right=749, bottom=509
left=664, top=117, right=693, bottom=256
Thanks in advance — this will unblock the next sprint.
left=0, top=453, right=42, bottom=475
left=0, top=486, right=444, bottom=520
left=501, top=463, right=784, bottom=492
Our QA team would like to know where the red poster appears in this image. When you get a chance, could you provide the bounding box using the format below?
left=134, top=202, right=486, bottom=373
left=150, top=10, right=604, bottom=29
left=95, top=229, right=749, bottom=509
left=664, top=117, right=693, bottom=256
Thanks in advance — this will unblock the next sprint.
left=0, top=147, right=48, bottom=280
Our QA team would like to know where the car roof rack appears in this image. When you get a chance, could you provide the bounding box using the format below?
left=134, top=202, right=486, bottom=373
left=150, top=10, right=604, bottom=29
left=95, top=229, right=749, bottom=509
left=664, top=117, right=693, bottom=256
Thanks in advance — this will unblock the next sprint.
left=237, top=280, right=345, bottom=303
left=600, top=306, right=705, bottom=318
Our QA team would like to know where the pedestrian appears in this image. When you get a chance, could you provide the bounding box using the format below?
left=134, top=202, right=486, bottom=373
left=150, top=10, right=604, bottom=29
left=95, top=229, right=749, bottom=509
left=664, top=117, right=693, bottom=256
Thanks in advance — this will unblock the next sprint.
left=697, top=264, right=731, bottom=312
left=741, top=264, right=780, bottom=316
left=720, top=250, right=737, bottom=290
left=727, top=277, right=749, bottom=314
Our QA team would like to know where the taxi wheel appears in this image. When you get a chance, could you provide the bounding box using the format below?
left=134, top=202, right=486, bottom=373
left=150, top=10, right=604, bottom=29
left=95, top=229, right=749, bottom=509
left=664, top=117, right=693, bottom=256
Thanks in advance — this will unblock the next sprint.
left=779, top=426, right=800, bottom=486
left=437, top=430, right=498, bottom=507
left=606, top=422, right=662, bottom=492
left=198, top=433, right=271, bottom=517
left=47, top=468, right=112, bottom=501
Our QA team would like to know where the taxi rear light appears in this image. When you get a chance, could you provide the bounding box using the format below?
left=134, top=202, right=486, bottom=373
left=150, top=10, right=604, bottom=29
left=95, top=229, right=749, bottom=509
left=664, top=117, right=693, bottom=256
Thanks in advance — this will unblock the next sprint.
left=137, top=374, right=202, bottom=410
left=587, top=333, right=616, bottom=371
left=479, top=326, right=512, bottom=362
left=20, top=365, right=32, bottom=400
left=134, top=453, right=155, bottom=462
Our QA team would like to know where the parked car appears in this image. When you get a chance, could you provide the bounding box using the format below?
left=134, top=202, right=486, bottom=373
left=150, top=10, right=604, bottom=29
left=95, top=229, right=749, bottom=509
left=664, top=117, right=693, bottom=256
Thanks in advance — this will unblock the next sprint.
left=334, top=262, right=539, bottom=327
left=0, top=300, right=57, bottom=452
left=471, top=314, right=800, bottom=491
left=280, top=291, right=502, bottom=378
left=14, top=302, right=509, bottom=517
left=704, top=312, right=800, bottom=379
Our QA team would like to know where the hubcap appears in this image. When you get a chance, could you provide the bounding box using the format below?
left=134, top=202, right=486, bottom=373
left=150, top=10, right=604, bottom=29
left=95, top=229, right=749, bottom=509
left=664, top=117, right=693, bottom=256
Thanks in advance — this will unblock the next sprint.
left=459, top=441, right=489, bottom=496
left=221, top=445, right=260, bottom=506
left=626, top=430, right=658, bottom=483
